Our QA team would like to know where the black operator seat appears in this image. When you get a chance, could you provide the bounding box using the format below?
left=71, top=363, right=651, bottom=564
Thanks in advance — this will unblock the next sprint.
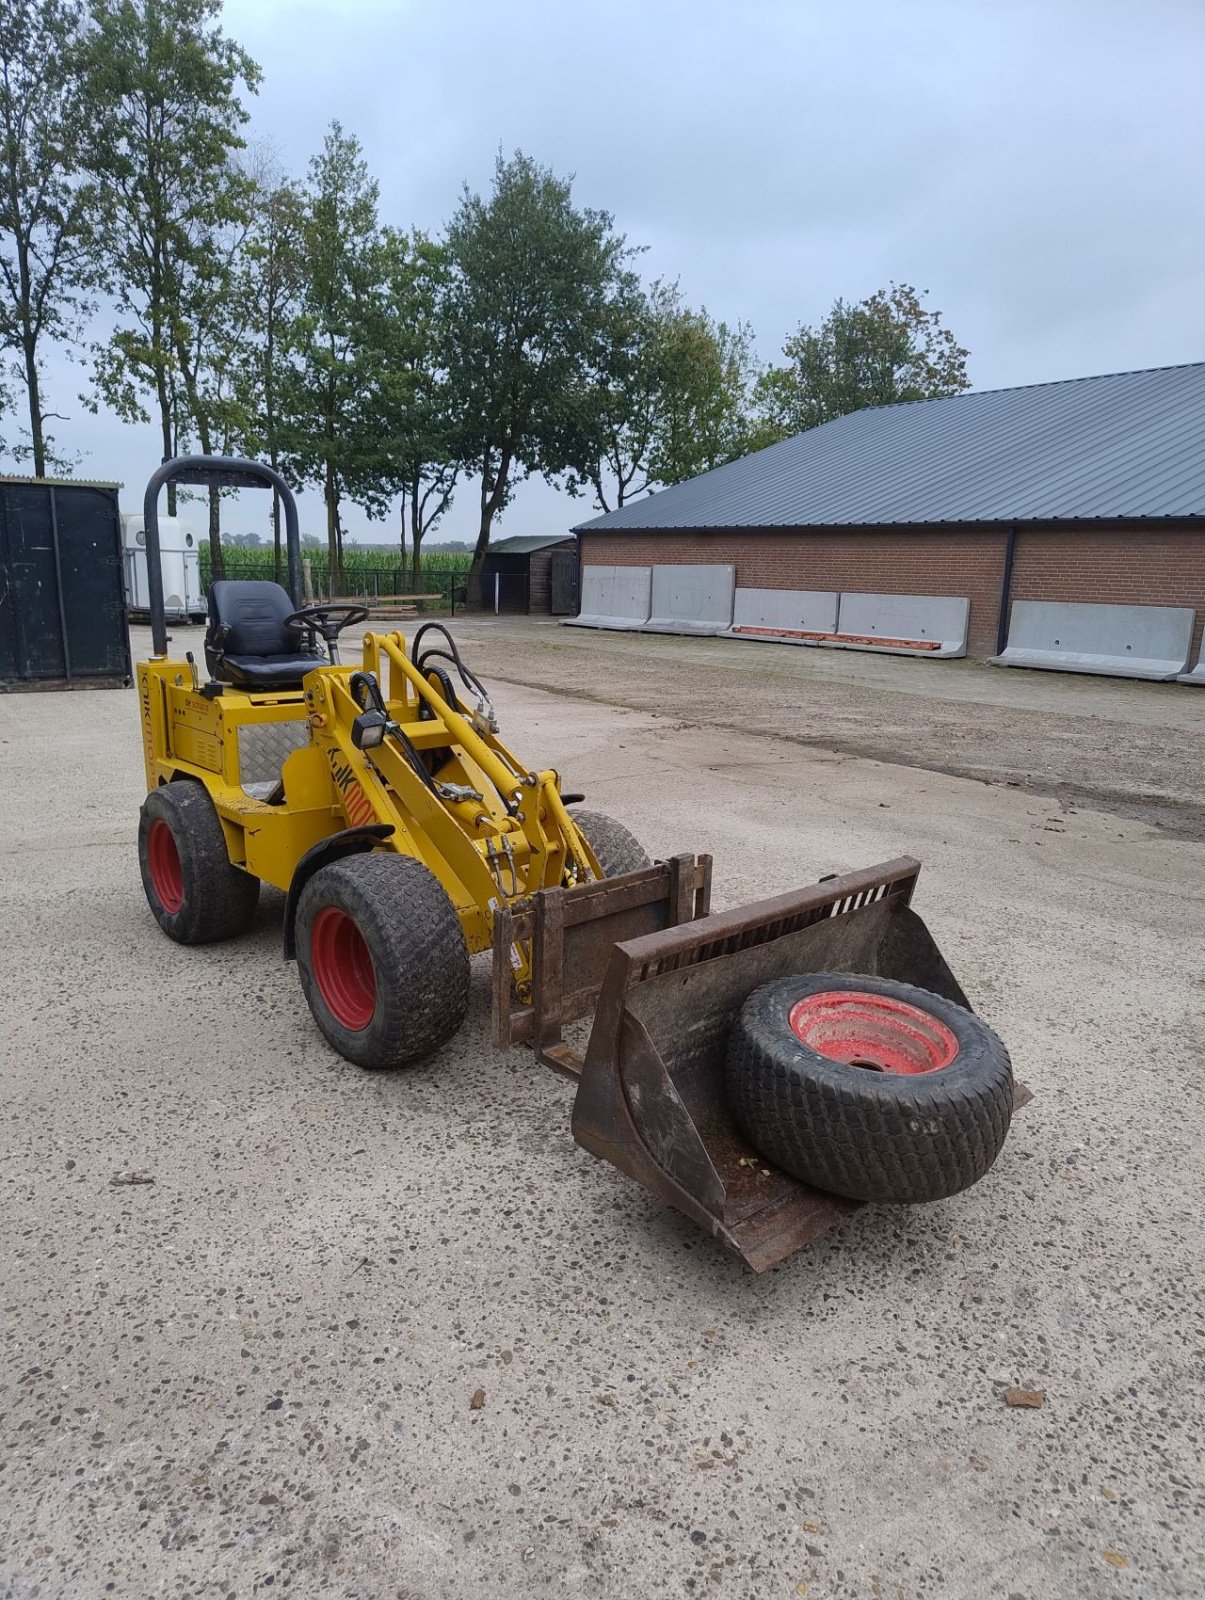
left=205, top=580, right=326, bottom=690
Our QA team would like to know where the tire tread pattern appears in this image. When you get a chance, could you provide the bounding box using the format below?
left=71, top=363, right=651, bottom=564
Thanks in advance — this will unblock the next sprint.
left=138, top=780, right=260, bottom=944
left=725, top=972, right=1013, bottom=1204
left=296, top=853, right=469, bottom=1070
left=569, top=809, right=650, bottom=877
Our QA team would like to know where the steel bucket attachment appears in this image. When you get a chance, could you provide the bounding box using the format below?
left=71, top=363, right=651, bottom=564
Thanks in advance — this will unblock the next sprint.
left=497, top=856, right=1002, bottom=1272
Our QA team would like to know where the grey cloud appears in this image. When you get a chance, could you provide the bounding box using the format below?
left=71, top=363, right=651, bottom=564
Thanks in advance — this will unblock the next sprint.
left=18, top=0, right=1205, bottom=541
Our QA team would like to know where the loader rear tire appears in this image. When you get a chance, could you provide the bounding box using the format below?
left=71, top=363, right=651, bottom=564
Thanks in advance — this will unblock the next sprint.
left=570, top=809, right=651, bottom=878
left=296, top=852, right=469, bottom=1070
left=139, top=780, right=260, bottom=944
left=725, top=973, right=1013, bottom=1205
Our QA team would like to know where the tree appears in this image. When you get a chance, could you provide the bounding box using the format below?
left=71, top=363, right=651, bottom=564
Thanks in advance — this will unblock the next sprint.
left=645, top=284, right=758, bottom=487
left=84, top=0, right=260, bottom=520
left=0, top=0, right=103, bottom=476
left=277, top=122, right=384, bottom=597
left=168, top=150, right=262, bottom=578
left=563, top=278, right=760, bottom=512
left=559, top=274, right=655, bottom=513
left=443, top=151, right=632, bottom=578
left=754, top=283, right=970, bottom=442
left=367, top=228, right=459, bottom=588
left=232, top=176, right=304, bottom=581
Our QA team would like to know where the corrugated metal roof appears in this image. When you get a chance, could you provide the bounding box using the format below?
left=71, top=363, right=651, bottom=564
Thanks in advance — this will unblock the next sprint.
left=0, top=474, right=121, bottom=489
left=574, top=362, right=1205, bottom=533
left=487, top=533, right=575, bottom=553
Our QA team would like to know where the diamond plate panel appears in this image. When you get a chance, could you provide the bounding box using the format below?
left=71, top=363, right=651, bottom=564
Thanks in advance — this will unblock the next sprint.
left=238, top=719, right=310, bottom=787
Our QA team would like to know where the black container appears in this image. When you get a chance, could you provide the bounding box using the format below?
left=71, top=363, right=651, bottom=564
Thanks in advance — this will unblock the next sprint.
left=0, top=478, right=131, bottom=690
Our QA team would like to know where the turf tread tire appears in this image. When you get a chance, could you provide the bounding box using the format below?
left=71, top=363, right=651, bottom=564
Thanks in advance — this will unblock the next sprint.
left=570, top=809, right=650, bottom=878
left=296, top=853, right=469, bottom=1070
left=725, top=972, right=1013, bottom=1204
left=138, top=780, right=260, bottom=944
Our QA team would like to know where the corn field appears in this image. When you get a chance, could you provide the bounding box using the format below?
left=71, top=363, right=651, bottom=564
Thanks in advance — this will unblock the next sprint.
left=199, top=545, right=474, bottom=606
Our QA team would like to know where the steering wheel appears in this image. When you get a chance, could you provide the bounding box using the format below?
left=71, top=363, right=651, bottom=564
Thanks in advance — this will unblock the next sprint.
left=284, top=603, right=369, bottom=644
left=284, top=603, right=369, bottom=667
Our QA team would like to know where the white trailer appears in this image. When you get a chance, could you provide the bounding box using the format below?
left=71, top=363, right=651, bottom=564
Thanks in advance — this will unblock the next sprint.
left=122, top=513, right=206, bottom=621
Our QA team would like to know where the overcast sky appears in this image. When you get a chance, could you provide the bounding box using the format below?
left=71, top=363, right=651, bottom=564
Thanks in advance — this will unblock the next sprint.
left=22, top=0, right=1205, bottom=544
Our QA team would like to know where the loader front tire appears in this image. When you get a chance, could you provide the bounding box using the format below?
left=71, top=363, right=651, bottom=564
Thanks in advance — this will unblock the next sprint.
left=296, top=853, right=469, bottom=1070
left=139, top=780, right=260, bottom=944
left=570, top=809, right=651, bottom=878
left=725, top=973, right=1013, bottom=1205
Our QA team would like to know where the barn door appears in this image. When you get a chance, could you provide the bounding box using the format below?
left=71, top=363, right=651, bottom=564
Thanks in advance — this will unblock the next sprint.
left=550, top=549, right=579, bottom=614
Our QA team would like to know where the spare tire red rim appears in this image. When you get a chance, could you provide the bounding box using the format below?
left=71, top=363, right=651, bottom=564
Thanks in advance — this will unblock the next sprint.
left=147, top=819, right=184, bottom=914
left=788, top=989, right=958, bottom=1074
left=311, top=906, right=376, bottom=1031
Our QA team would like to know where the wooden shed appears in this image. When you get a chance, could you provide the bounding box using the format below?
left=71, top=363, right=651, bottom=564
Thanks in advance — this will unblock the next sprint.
left=476, top=534, right=578, bottom=615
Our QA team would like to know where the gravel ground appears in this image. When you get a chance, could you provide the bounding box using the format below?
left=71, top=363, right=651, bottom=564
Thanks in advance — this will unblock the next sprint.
left=447, top=617, right=1205, bottom=836
left=1, top=622, right=1202, bottom=1600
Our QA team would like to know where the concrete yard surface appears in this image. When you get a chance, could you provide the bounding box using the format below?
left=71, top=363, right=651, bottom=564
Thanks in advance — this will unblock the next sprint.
left=1, top=621, right=1203, bottom=1600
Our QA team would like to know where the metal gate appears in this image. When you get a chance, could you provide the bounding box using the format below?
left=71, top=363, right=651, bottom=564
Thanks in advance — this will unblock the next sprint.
left=477, top=570, right=529, bottom=614
left=0, top=479, right=131, bottom=689
left=550, top=549, right=578, bottom=615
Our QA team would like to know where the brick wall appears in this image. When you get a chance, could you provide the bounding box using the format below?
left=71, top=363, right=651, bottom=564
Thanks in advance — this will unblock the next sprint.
left=578, top=523, right=1205, bottom=662
left=579, top=526, right=1008, bottom=655
left=1009, top=527, right=1205, bottom=664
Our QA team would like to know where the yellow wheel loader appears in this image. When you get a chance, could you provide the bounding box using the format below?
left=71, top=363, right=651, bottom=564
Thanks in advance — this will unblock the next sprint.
left=136, top=457, right=1022, bottom=1271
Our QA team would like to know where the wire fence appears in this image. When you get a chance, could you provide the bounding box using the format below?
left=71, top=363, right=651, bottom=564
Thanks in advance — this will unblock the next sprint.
left=199, top=549, right=472, bottom=613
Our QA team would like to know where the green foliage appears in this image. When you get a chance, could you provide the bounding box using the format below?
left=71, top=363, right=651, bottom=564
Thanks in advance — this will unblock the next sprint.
left=83, top=0, right=260, bottom=532
left=361, top=227, right=460, bottom=586
left=563, top=278, right=760, bottom=511
left=443, top=150, right=633, bottom=571
left=275, top=122, right=386, bottom=595
left=754, top=283, right=970, bottom=444
left=0, top=0, right=104, bottom=474
left=229, top=173, right=305, bottom=580
left=645, top=282, right=759, bottom=487
left=199, top=540, right=472, bottom=598
left=8, top=7, right=978, bottom=545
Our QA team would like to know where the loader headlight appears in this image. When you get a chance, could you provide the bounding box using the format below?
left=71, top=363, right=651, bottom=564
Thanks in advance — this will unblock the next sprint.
left=351, top=709, right=388, bottom=749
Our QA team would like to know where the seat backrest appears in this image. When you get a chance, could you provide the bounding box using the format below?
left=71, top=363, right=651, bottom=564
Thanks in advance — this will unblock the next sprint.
left=208, top=580, right=296, bottom=656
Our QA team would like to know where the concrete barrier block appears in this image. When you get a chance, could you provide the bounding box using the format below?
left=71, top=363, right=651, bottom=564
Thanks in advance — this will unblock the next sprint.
left=992, top=601, right=1195, bottom=681
left=831, top=593, right=970, bottom=658
left=726, top=587, right=839, bottom=641
left=1177, top=638, right=1205, bottom=685
left=642, top=564, right=736, bottom=635
left=563, top=565, right=652, bottom=630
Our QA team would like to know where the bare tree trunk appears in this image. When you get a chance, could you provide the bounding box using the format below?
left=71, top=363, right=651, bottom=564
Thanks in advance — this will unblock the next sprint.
left=469, top=447, right=511, bottom=585
left=266, top=304, right=282, bottom=583
left=325, top=457, right=340, bottom=598
left=271, top=487, right=282, bottom=585
left=208, top=485, right=221, bottom=574
left=324, top=375, right=340, bottom=597
left=399, top=493, right=409, bottom=590
left=20, top=336, right=45, bottom=479
left=176, top=336, right=222, bottom=582
left=409, top=481, right=421, bottom=592
left=155, top=364, right=177, bottom=516
left=10, top=201, right=46, bottom=476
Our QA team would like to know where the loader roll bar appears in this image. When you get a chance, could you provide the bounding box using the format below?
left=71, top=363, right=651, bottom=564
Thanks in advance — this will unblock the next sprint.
left=142, top=455, right=303, bottom=656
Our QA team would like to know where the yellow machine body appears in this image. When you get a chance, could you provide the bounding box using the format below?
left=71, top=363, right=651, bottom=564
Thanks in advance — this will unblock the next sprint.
left=137, top=629, right=603, bottom=995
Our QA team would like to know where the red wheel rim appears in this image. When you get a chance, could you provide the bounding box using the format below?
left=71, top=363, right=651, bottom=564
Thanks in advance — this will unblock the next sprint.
left=788, top=989, right=958, bottom=1075
left=147, top=819, right=184, bottom=914
left=310, top=907, right=376, bottom=1031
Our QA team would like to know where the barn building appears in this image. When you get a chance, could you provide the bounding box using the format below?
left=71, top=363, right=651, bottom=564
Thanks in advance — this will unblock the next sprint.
left=570, top=363, right=1205, bottom=682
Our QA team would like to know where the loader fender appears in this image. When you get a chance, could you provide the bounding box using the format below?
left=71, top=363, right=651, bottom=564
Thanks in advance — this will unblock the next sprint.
left=283, top=824, right=394, bottom=960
